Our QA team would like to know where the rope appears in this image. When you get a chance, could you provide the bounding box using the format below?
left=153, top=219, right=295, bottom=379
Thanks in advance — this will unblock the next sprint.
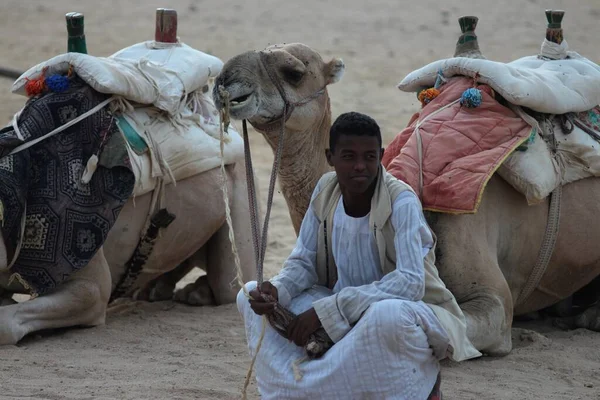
left=217, top=104, right=268, bottom=400
left=7, top=96, right=116, bottom=157
left=516, top=185, right=562, bottom=307
left=507, top=105, right=563, bottom=308
left=215, top=50, right=330, bottom=398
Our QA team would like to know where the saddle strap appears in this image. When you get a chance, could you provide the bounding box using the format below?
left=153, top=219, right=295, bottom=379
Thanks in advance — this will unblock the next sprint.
left=515, top=185, right=562, bottom=307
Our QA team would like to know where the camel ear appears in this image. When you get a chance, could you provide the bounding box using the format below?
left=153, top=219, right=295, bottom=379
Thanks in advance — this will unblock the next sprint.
left=325, top=58, right=345, bottom=85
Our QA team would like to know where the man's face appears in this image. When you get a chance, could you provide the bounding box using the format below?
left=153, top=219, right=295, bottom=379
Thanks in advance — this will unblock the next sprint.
left=326, top=134, right=384, bottom=194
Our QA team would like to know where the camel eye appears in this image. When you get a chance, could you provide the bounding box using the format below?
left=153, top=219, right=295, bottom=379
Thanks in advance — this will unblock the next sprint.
left=281, top=68, right=305, bottom=84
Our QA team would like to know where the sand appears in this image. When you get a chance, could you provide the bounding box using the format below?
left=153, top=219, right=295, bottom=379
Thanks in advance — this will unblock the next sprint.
left=0, top=0, right=599, bottom=398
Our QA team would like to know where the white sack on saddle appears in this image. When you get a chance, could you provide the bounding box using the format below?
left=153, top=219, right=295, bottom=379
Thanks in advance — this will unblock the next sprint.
left=497, top=132, right=559, bottom=204
left=498, top=118, right=600, bottom=204
left=12, top=41, right=223, bottom=115
left=398, top=52, right=600, bottom=114
left=120, top=91, right=244, bottom=197
left=110, top=41, right=224, bottom=113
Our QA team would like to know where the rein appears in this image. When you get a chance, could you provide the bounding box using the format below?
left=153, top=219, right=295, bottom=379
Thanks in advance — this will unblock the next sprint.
left=217, top=50, right=331, bottom=397
left=243, top=52, right=326, bottom=285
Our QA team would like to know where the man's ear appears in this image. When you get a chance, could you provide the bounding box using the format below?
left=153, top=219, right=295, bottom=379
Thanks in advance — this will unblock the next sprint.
left=325, top=148, right=334, bottom=167
left=380, top=147, right=385, bottom=161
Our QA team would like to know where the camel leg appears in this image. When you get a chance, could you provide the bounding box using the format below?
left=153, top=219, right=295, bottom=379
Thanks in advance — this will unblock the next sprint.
left=134, top=257, right=197, bottom=302
left=449, top=254, right=514, bottom=356
left=0, top=247, right=111, bottom=345
left=173, top=247, right=217, bottom=306
left=552, top=275, right=600, bottom=331
left=571, top=304, right=600, bottom=331
left=206, top=162, right=257, bottom=305
left=429, top=219, right=514, bottom=356
left=572, top=275, right=600, bottom=330
left=459, top=288, right=513, bottom=356
left=432, top=254, right=514, bottom=357
left=175, top=163, right=257, bottom=306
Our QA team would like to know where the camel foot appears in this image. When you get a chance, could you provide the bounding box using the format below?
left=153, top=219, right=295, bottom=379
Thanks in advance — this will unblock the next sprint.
left=482, top=329, right=513, bottom=356
left=173, top=275, right=215, bottom=306
left=134, top=278, right=175, bottom=302
left=553, top=304, right=600, bottom=331
left=574, top=304, right=600, bottom=331
left=133, top=260, right=198, bottom=303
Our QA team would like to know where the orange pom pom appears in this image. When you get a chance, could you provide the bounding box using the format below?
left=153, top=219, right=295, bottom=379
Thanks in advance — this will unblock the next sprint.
left=417, top=88, right=440, bottom=107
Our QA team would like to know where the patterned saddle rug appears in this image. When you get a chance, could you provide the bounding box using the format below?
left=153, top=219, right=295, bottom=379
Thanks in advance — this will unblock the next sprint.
left=0, top=77, right=135, bottom=296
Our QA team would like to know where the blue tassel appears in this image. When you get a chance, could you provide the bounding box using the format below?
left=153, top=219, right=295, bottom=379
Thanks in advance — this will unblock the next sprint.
left=45, top=74, right=70, bottom=93
left=460, top=88, right=482, bottom=108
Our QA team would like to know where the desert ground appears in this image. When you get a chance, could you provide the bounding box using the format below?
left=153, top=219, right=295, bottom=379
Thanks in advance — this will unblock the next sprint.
left=0, top=0, right=599, bottom=399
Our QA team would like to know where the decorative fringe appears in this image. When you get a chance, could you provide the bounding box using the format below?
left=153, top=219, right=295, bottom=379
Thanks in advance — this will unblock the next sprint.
left=81, top=154, right=99, bottom=184
left=516, top=128, right=538, bottom=152
left=24, top=65, right=73, bottom=97
left=8, top=272, right=38, bottom=298
left=292, top=356, right=309, bottom=381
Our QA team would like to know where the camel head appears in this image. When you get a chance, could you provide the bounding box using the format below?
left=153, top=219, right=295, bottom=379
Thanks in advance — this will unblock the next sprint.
left=213, top=43, right=345, bottom=136
left=213, top=43, right=345, bottom=234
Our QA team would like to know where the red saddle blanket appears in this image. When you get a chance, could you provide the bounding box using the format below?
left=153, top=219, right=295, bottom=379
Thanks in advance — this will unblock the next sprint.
left=382, top=76, right=533, bottom=214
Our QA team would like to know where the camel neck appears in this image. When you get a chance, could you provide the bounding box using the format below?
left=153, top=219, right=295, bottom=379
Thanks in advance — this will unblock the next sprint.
left=258, top=95, right=332, bottom=234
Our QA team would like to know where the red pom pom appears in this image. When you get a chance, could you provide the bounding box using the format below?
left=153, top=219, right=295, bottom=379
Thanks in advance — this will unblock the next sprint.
left=24, top=76, right=47, bottom=97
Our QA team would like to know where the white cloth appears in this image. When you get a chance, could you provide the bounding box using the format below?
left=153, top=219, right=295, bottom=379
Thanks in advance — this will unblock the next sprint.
left=238, top=283, right=441, bottom=400
left=238, top=184, right=450, bottom=399
left=397, top=50, right=600, bottom=114
left=12, top=42, right=223, bottom=115
left=119, top=94, right=244, bottom=197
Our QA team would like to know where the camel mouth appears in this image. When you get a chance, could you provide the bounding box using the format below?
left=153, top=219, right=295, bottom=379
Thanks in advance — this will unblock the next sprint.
left=229, top=92, right=253, bottom=110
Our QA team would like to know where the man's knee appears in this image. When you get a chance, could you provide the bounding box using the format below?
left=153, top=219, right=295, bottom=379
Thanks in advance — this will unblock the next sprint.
left=366, top=299, right=419, bottom=329
left=236, top=281, right=257, bottom=313
left=366, top=300, right=433, bottom=355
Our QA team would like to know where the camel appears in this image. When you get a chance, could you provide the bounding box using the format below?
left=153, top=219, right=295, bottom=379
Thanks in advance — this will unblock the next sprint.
left=0, top=81, right=256, bottom=347
left=213, top=41, right=600, bottom=357
left=0, top=168, right=256, bottom=346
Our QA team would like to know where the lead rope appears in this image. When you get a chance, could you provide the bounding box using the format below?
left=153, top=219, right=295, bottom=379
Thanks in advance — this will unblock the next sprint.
left=217, top=83, right=287, bottom=399
left=217, top=52, right=330, bottom=398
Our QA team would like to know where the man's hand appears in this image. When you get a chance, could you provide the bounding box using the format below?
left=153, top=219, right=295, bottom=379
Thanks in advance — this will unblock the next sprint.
left=287, top=307, right=322, bottom=347
left=248, top=281, right=279, bottom=316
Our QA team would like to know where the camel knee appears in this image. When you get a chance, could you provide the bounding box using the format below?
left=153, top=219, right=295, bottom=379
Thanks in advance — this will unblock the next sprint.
left=461, top=292, right=512, bottom=355
left=63, top=249, right=112, bottom=326
left=63, top=279, right=107, bottom=326
left=0, top=278, right=107, bottom=346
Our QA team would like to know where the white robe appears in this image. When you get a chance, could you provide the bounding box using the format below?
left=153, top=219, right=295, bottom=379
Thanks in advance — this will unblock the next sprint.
left=237, top=186, right=450, bottom=400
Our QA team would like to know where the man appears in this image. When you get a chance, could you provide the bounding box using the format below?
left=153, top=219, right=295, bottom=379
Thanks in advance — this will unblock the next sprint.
left=237, top=112, right=480, bottom=399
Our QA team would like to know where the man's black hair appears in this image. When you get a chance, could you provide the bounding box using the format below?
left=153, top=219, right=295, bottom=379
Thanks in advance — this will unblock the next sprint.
left=329, top=111, right=382, bottom=152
